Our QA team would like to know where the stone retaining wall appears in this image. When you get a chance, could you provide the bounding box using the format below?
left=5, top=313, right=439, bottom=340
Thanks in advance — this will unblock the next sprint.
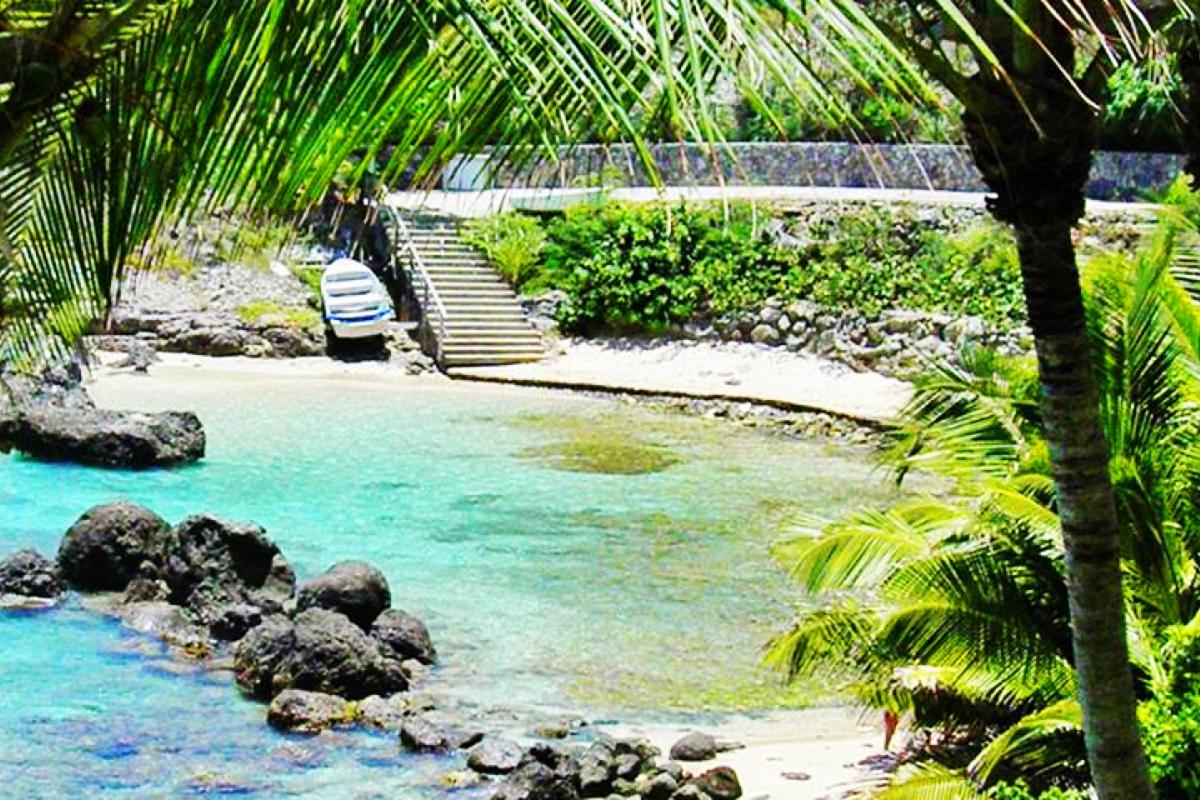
left=447, top=143, right=1184, bottom=201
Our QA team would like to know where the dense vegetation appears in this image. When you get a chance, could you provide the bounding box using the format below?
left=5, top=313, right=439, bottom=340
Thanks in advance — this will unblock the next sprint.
left=466, top=203, right=1028, bottom=334
left=763, top=206, right=1200, bottom=798
left=728, top=45, right=1184, bottom=152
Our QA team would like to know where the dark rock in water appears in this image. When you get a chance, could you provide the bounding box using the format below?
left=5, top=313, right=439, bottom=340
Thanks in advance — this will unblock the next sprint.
left=467, top=737, right=524, bottom=775
left=371, top=608, right=436, bottom=665
left=6, top=405, right=204, bottom=469
left=234, top=609, right=408, bottom=700
left=669, top=732, right=717, bottom=762
left=690, top=767, right=741, bottom=800
left=400, top=711, right=484, bottom=753
left=0, top=362, right=203, bottom=468
left=267, top=689, right=356, bottom=733
left=209, top=602, right=263, bottom=641
left=232, top=615, right=295, bottom=698
left=296, top=561, right=391, bottom=630
left=58, top=502, right=171, bottom=591
left=577, top=741, right=616, bottom=797
left=115, top=601, right=209, bottom=652
left=0, top=549, right=63, bottom=598
left=163, top=515, right=293, bottom=639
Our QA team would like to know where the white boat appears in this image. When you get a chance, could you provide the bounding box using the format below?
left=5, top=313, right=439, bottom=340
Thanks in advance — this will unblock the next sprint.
left=320, top=258, right=395, bottom=339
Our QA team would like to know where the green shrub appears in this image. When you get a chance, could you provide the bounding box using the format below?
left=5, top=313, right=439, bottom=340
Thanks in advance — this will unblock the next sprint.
left=985, top=782, right=1090, bottom=800
left=235, top=300, right=320, bottom=329
left=1140, top=620, right=1200, bottom=799
left=462, top=212, right=548, bottom=290
left=534, top=202, right=1025, bottom=334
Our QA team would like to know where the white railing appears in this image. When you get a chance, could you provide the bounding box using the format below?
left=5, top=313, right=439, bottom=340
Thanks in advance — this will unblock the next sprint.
left=378, top=204, right=449, bottom=359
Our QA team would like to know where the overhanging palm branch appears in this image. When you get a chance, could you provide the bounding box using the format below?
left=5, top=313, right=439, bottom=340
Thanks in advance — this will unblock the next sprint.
left=6, top=0, right=933, bottom=365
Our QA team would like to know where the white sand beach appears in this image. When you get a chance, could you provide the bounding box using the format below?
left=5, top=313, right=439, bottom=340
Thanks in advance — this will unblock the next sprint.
left=90, top=340, right=911, bottom=424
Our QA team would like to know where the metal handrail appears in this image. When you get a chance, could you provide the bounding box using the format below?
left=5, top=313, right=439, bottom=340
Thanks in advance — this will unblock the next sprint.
left=378, top=204, right=450, bottom=355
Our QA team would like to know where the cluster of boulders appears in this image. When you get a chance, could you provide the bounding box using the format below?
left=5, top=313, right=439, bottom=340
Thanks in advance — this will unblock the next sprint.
left=100, top=310, right=326, bottom=359
left=0, top=500, right=748, bottom=800
left=0, top=364, right=205, bottom=468
left=0, top=501, right=433, bottom=722
left=711, top=300, right=1033, bottom=377
left=473, top=732, right=742, bottom=800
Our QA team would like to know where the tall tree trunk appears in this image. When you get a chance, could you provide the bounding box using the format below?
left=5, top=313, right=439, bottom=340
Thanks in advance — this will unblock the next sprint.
left=1014, top=222, right=1152, bottom=799
left=963, top=69, right=1154, bottom=798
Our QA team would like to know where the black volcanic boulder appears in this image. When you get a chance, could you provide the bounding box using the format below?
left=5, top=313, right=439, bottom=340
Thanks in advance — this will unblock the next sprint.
left=296, top=561, right=391, bottom=630
left=371, top=608, right=436, bottom=665
left=163, top=515, right=295, bottom=638
left=234, top=609, right=408, bottom=700
left=58, top=502, right=171, bottom=591
left=5, top=405, right=205, bottom=469
left=0, top=549, right=63, bottom=598
left=493, top=745, right=582, bottom=800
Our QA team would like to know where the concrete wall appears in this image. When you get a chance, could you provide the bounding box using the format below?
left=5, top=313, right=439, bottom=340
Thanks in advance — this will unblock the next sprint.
left=445, top=143, right=1185, bottom=201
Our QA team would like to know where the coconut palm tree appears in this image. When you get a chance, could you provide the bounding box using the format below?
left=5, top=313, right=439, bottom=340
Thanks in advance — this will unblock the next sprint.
left=1, top=2, right=1190, bottom=794
left=767, top=215, right=1200, bottom=796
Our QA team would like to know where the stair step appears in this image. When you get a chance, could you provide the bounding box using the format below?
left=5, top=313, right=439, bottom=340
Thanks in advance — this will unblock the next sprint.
left=392, top=210, right=546, bottom=367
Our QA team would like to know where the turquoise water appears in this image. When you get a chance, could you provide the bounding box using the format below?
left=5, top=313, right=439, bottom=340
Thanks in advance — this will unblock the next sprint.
left=0, top=373, right=893, bottom=797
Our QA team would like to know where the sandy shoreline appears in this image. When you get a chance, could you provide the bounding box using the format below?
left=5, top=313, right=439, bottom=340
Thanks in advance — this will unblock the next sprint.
left=89, top=340, right=911, bottom=425
left=85, top=351, right=892, bottom=798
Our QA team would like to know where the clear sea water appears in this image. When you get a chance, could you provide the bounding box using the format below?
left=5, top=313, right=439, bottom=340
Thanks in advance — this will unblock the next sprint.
left=0, top=371, right=894, bottom=798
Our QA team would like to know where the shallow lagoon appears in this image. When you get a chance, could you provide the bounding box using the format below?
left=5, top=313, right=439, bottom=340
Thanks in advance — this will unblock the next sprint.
left=0, top=371, right=896, bottom=797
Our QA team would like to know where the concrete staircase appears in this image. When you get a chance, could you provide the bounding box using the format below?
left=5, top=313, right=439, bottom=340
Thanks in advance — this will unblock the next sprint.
left=390, top=213, right=546, bottom=368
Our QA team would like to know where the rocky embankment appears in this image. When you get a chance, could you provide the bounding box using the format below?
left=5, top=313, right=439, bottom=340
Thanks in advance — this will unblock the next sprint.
left=0, top=365, right=204, bottom=468
left=0, top=503, right=749, bottom=800
left=99, top=249, right=436, bottom=373
left=526, top=291, right=1030, bottom=381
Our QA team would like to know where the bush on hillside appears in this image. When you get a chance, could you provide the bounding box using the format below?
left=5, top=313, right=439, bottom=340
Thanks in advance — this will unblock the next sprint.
left=529, top=202, right=1025, bottom=334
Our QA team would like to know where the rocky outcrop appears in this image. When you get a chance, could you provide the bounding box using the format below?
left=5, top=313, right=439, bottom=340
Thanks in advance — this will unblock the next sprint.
left=371, top=608, right=437, bottom=664
left=0, top=549, right=63, bottom=598
left=712, top=301, right=1031, bottom=379
left=0, top=366, right=204, bottom=469
left=6, top=405, right=205, bottom=469
left=163, top=514, right=294, bottom=639
left=267, top=689, right=357, bottom=733
left=296, top=561, right=391, bottom=630
left=58, top=502, right=172, bottom=591
left=493, top=745, right=582, bottom=800
left=482, top=737, right=723, bottom=800
left=233, top=608, right=408, bottom=700
left=104, top=311, right=325, bottom=359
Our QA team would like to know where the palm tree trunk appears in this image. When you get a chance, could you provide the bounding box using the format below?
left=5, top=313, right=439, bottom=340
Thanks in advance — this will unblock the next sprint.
left=1014, top=221, right=1153, bottom=799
